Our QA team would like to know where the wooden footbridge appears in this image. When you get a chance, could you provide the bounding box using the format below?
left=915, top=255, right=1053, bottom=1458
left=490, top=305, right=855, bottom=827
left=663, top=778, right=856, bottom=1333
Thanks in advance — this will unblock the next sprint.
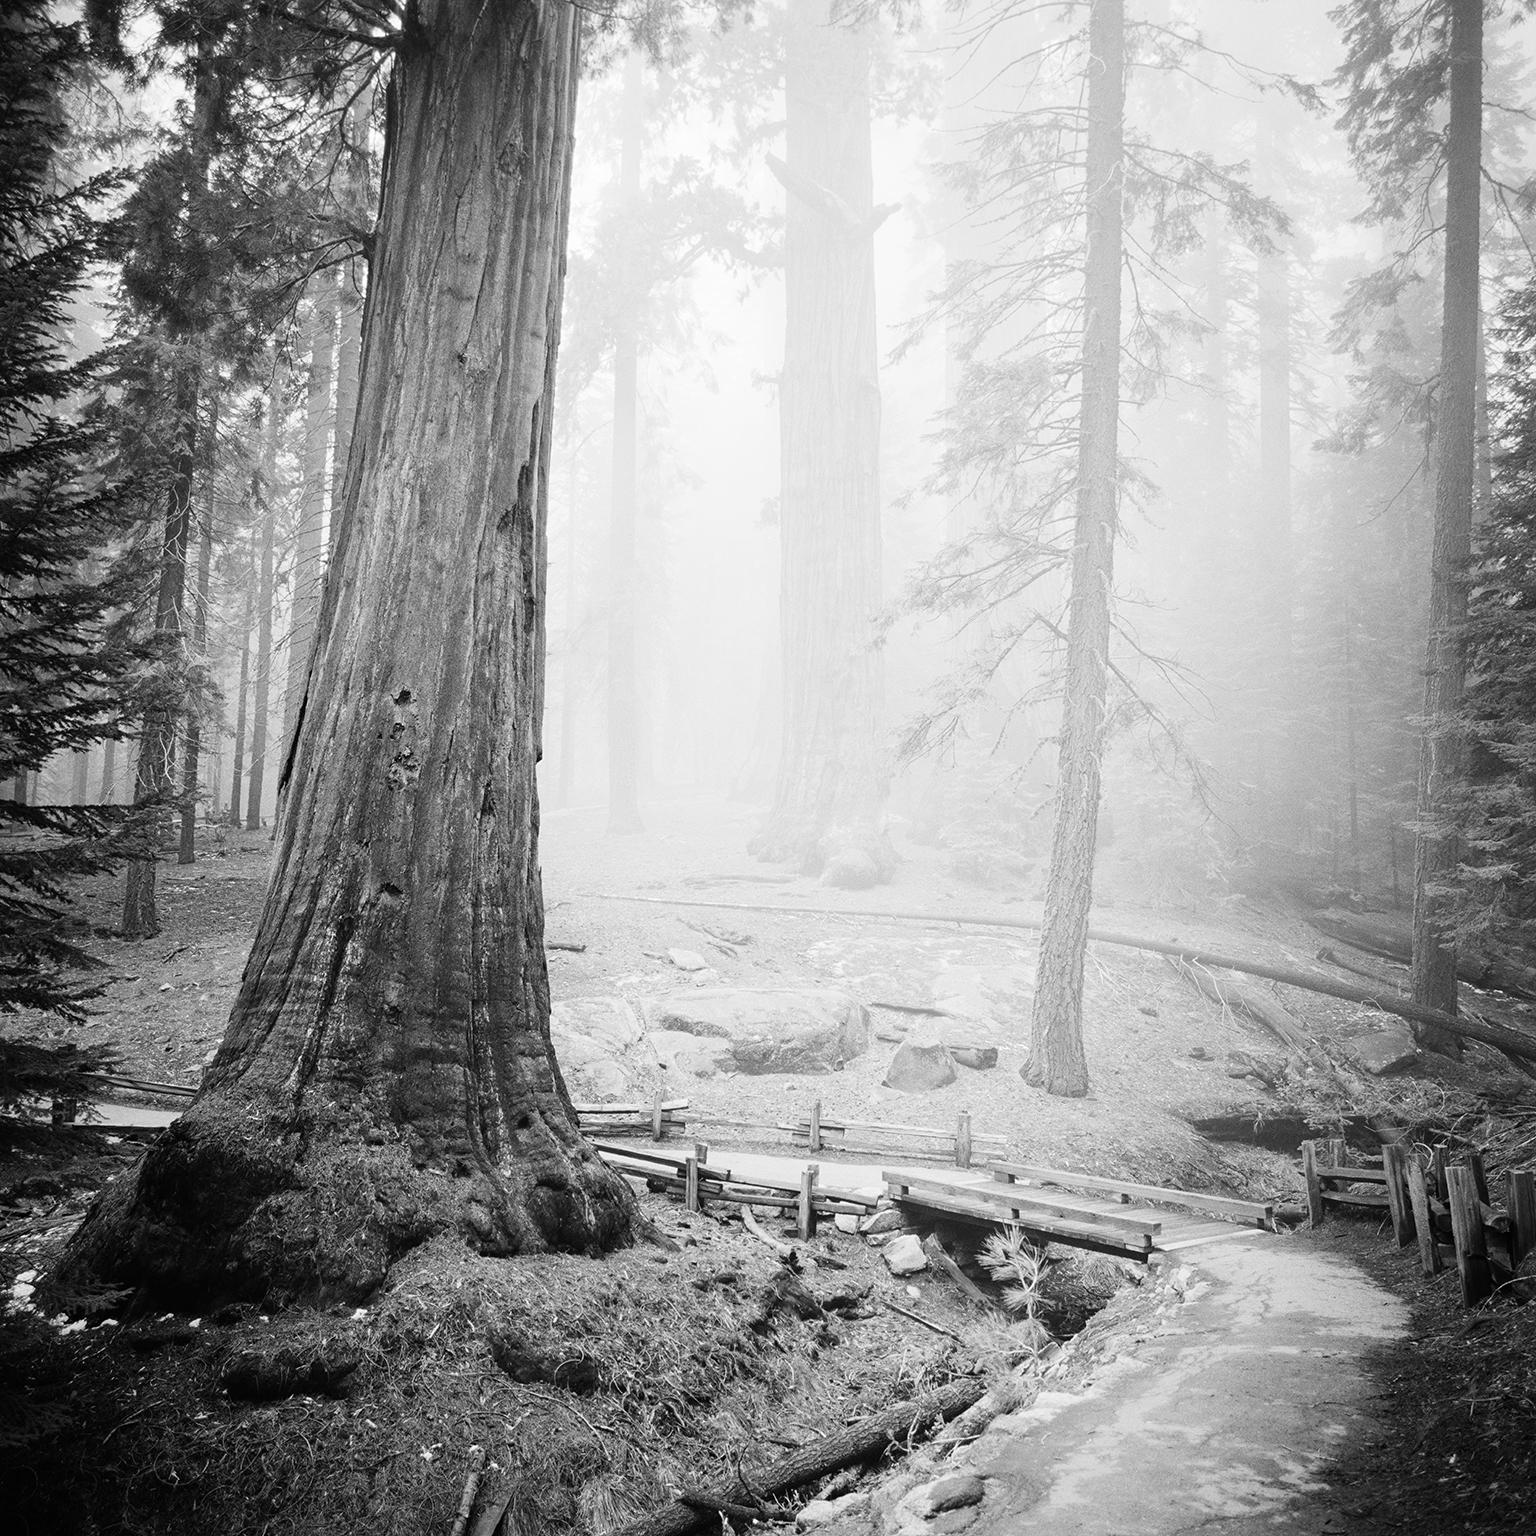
left=882, top=1162, right=1275, bottom=1262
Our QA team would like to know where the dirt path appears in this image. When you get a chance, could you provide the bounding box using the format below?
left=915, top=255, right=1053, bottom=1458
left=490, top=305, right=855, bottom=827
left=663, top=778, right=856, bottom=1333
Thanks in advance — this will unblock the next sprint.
left=944, top=1242, right=1407, bottom=1535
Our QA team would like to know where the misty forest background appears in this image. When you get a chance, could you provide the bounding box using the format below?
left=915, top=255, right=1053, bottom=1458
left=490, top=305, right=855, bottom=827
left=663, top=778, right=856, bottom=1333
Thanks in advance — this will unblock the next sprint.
left=7, top=0, right=1536, bottom=1095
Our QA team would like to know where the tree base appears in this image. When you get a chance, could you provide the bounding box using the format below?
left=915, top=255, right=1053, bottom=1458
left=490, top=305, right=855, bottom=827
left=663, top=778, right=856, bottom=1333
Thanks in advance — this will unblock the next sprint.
left=54, top=1093, right=636, bottom=1310
left=1020, top=1055, right=1090, bottom=1098
left=748, top=817, right=897, bottom=889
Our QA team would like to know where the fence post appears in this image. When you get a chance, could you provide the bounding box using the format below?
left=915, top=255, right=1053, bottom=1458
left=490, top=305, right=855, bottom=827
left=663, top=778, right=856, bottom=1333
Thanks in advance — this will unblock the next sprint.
left=1407, top=1157, right=1443, bottom=1276
left=1382, top=1140, right=1415, bottom=1248
left=651, top=1088, right=665, bottom=1142
left=1447, top=1164, right=1492, bottom=1306
left=808, top=1099, right=822, bottom=1154
left=1506, top=1169, right=1536, bottom=1272
left=1302, top=1141, right=1325, bottom=1227
left=685, top=1155, right=700, bottom=1213
left=954, top=1111, right=973, bottom=1169
left=798, top=1166, right=818, bottom=1240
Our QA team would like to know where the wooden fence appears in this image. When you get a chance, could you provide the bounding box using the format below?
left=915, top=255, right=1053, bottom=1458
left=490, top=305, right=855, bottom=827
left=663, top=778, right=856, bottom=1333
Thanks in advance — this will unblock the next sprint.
left=576, top=1090, right=1003, bottom=1169
left=1302, top=1137, right=1536, bottom=1306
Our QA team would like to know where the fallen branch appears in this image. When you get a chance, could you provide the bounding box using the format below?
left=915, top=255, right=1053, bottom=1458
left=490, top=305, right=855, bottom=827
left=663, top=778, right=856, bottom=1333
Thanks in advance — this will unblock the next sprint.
left=741, top=1205, right=796, bottom=1258
left=590, top=894, right=1536, bottom=1065
left=449, top=1446, right=486, bottom=1536
left=883, top=1298, right=964, bottom=1342
left=610, top=1376, right=989, bottom=1536
left=921, top=1235, right=1003, bottom=1313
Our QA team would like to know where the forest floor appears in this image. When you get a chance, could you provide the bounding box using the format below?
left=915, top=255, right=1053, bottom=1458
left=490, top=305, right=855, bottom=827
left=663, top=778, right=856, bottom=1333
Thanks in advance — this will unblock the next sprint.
left=3, top=796, right=1536, bottom=1534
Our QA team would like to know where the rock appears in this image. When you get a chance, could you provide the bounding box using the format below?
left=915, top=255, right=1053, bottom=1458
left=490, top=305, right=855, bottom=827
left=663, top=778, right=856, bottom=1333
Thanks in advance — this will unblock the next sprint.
left=834, top=1213, right=861, bottom=1234
left=882, top=1233, right=929, bottom=1276
left=1337, top=1018, right=1419, bottom=1075
left=644, top=988, right=870, bottom=1075
left=884, top=1041, right=957, bottom=1092
left=860, top=1207, right=910, bottom=1236
left=950, top=1045, right=998, bottom=1071
left=647, top=1029, right=735, bottom=1078
left=550, top=996, right=643, bottom=1051
left=797, top=1493, right=869, bottom=1528
left=821, top=849, right=880, bottom=890
left=668, top=948, right=710, bottom=972
left=925, top=1475, right=985, bottom=1514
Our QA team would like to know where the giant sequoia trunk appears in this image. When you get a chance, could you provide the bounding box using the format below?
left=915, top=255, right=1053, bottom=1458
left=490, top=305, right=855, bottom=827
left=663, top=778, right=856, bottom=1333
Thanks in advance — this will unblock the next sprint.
left=1411, top=0, right=1481, bottom=1054
left=61, top=0, right=633, bottom=1308
left=750, top=0, right=894, bottom=889
left=1022, top=0, right=1124, bottom=1098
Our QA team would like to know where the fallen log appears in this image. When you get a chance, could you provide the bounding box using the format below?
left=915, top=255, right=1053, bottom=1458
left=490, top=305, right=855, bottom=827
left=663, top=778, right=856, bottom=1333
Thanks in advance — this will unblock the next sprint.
left=609, top=1375, right=989, bottom=1536
left=593, top=894, right=1536, bottom=1066
left=1309, top=909, right=1536, bottom=1002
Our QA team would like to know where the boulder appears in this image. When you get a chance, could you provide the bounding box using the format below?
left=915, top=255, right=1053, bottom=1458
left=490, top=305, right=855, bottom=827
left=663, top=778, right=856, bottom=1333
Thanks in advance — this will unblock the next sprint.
left=668, top=948, right=710, bottom=972
left=647, top=1029, right=735, bottom=1079
left=884, top=1041, right=957, bottom=1093
left=882, top=1233, right=929, bottom=1276
left=644, top=988, right=870, bottom=1075
left=1336, top=1017, right=1419, bottom=1076
left=860, top=1207, right=910, bottom=1236
left=550, top=996, right=643, bottom=1051
left=549, top=997, right=647, bottom=1099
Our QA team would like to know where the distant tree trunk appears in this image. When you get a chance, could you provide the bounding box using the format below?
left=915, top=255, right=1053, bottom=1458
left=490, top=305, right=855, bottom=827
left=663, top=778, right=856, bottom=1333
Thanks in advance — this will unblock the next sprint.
left=98, top=735, right=115, bottom=801
left=1256, top=228, right=1295, bottom=833
left=244, top=409, right=279, bottom=833
left=607, top=49, right=644, bottom=835
left=71, top=750, right=89, bottom=804
left=1411, top=0, right=1480, bottom=1055
left=61, top=0, right=632, bottom=1308
left=227, top=570, right=252, bottom=828
left=751, top=0, right=893, bottom=889
left=279, top=279, right=338, bottom=789
left=1023, top=0, right=1124, bottom=1098
left=121, top=363, right=199, bottom=939
left=177, top=484, right=215, bottom=865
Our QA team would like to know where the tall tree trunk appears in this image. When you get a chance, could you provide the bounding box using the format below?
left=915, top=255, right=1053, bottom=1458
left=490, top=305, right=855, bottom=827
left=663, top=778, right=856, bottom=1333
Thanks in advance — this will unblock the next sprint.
left=1411, top=0, right=1481, bottom=1054
left=179, top=404, right=218, bottom=865
left=1256, top=228, right=1295, bottom=834
left=121, top=364, right=199, bottom=939
left=751, top=0, right=892, bottom=889
left=62, top=0, right=631, bottom=1308
left=98, top=735, right=115, bottom=802
left=1022, top=0, right=1124, bottom=1098
left=245, top=408, right=279, bottom=833
left=70, top=750, right=89, bottom=804
left=279, top=279, right=338, bottom=787
left=228, top=564, right=252, bottom=828
left=606, top=49, right=644, bottom=835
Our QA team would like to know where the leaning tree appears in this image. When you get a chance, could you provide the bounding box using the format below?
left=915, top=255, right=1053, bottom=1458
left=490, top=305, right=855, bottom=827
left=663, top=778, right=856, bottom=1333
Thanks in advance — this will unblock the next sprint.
left=60, top=0, right=636, bottom=1307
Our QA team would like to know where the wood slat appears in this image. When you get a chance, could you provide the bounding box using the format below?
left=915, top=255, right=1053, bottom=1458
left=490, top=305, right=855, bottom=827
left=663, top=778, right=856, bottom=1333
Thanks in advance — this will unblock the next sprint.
left=1319, top=1189, right=1390, bottom=1209
left=988, top=1161, right=1274, bottom=1226
left=1315, top=1165, right=1388, bottom=1183
left=884, top=1182, right=1153, bottom=1258
left=885, top=1172, right=1160, bottom=1239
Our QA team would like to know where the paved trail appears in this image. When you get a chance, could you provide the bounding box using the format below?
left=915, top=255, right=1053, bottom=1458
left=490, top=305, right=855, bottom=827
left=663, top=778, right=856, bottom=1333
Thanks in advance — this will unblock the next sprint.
left=958, top=1242, right=1407, bottom=1535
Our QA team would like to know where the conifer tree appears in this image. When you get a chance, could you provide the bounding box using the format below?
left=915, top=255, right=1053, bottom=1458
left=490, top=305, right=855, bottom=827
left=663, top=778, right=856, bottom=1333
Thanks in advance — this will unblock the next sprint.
left=0, top=0, right=154, bottom=1036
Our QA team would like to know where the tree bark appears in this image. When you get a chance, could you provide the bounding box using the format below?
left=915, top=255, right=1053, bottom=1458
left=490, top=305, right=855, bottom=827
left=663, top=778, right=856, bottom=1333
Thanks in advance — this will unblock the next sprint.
left=121, top=363, right=199, bottom=939
left=750, top=0, right=893, bottom=889
left=607, top=48, right=644, bottom=835
left=1024, top=0, right=1124, bottom=1098
left=244, top=407, right=279, bottom=833
left=278, top=277, right=338, bottom=792
left=1411, top=0, right=1481, bottom=1054
left=177, top=468, right=215, bottom=865
left=227, top=545, right=253, bottom=828
left=61, top=0, right=631, bottom=1308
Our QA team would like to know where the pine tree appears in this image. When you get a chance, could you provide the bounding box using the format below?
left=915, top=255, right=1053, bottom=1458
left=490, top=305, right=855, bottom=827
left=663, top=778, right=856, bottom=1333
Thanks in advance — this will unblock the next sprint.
left=0, top=0, right=154, bottom=1035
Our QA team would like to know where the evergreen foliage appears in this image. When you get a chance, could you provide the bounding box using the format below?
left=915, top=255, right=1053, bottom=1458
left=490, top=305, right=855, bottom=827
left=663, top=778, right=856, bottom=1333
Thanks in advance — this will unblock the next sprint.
left=1463, top=282, right=1536, bottom=932
left=0, top=0, right=155, bottom=1025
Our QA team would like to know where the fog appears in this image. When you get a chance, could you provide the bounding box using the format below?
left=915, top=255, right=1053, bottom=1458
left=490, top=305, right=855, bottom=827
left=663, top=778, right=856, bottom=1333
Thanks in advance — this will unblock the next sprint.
left=524, top=0, right=1531, bottom=908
